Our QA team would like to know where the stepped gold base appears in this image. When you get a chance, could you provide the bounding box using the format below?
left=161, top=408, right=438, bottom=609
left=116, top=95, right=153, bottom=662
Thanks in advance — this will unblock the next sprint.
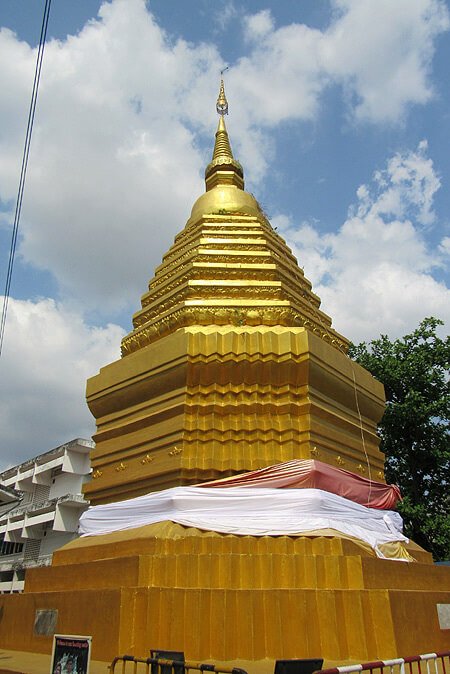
left=1, top=524, right=449, bottom=663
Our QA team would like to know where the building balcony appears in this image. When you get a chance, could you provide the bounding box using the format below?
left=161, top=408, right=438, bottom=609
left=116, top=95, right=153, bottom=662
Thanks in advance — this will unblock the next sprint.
left=1, top=439, right=94, bottom=491
left=57, top=493, right=88, bottom=507
left=1, top=494, right=90, bottom=539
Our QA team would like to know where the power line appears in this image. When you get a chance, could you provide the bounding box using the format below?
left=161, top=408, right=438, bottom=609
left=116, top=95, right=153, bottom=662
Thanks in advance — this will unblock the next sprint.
left=0, top=0, right=52, bottom=358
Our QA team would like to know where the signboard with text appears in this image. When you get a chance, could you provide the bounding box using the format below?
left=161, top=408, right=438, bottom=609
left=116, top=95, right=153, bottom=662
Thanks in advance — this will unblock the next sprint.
left=50, top=634, right=92, bottom=674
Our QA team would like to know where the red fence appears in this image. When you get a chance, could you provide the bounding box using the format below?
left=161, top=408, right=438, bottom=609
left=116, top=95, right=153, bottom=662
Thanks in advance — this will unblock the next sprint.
left=318, top=651, right=450, bottom=674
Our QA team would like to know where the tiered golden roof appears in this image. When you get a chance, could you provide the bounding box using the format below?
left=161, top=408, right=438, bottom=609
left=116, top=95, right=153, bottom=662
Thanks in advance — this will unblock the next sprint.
left=122, top=80, right=347, bottom=357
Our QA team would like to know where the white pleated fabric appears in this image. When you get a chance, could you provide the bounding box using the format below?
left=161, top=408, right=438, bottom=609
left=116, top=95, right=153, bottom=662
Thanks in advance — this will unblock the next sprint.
left=79, top=486, right=407, bottom=559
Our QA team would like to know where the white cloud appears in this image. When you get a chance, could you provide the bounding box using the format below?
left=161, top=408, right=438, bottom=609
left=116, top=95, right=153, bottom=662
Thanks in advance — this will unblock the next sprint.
left=244, top=10, right=275, bottom=41
left=0, top=0, right=221, bottom=314
left=323, top=0, right=449, bottom=122
left=0, top=296, right=124, bottom=469
left=235, top=0, right=449, bottom=125
left=214, top=1, right=239, bottom=32
left=279, top=143, right=450, bottom=343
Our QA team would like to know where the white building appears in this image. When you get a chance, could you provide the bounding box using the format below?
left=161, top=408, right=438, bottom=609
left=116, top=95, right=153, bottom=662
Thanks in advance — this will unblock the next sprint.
left=0, top=438, right=93, bottom=593
left=0, top=483, right=22, bottom=518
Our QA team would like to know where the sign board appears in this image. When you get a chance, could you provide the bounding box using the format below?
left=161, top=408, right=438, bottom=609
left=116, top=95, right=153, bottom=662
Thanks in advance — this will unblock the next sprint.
left=50, top=634, right=92, bottom=674
left=437, top=603, right=450, bottom=629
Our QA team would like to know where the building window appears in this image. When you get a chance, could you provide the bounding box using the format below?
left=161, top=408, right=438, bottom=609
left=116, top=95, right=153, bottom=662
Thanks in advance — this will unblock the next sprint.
left=0, top=535, right=23, bottom=556
left=0, top=570, right=14, bottom=582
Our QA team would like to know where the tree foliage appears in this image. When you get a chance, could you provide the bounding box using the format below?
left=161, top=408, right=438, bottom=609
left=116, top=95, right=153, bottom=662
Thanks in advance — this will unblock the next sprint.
left=349, top=318, right=450, bottom=561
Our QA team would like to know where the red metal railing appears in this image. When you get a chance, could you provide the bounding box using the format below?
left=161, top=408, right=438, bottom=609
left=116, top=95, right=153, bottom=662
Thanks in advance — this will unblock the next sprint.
left=317, top=651, right=450, bottom=674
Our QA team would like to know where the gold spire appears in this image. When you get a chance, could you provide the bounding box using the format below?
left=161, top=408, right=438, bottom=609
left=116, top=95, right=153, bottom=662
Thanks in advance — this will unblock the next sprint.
left=216, top=78, right=228, bottom=115
left=211, top=115, right=233, bottom=161
left=205, top=79, right=244, bottom=191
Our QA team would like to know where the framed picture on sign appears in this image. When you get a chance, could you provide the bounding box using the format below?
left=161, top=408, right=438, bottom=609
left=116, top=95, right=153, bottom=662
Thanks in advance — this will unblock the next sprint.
left=50, top=634, right=92, bottom=674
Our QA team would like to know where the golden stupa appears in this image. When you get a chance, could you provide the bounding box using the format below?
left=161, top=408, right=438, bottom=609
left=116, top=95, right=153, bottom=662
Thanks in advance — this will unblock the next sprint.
left=1, top=81, right=449, bottom=665
left=83, top=80, right=382, bottom=507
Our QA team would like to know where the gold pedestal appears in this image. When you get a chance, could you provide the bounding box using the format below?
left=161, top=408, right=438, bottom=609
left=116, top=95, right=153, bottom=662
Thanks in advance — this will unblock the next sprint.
left=1, top=524, right=449, bottom=662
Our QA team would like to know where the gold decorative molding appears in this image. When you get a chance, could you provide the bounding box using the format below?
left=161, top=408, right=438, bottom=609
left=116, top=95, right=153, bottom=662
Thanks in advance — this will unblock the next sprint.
left=310, top=446, right=320, bottom=457
left=122, top=303, right=347, bottom=356
left=168, top=446, right=183, bottom=456
left=336, top=456, right=345, bottom=466
left=115, top=462, right=127, bottom=472
left=92, top=469, right=103, bottom=479
left=357, top=463, right=366, bottom=474
left=140, top=454, right=155, bottom=465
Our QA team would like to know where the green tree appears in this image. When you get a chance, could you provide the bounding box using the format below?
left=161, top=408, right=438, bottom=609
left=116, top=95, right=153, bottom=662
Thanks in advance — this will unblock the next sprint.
left=349, top=318, right=450, bottom=561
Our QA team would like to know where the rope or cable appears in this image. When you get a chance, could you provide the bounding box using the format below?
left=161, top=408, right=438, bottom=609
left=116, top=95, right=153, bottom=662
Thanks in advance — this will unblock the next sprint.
left=349, top=360, right=373, bottom=501
left=0, top=0, right=52, bottom=359
left=302, top=290, right=373, bottom=503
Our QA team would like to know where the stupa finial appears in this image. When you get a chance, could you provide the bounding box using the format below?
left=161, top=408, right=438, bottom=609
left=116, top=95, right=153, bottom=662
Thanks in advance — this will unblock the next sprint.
left=216, top=77, right=228, bottom=116
left=205, top=73, right=244, bottom=191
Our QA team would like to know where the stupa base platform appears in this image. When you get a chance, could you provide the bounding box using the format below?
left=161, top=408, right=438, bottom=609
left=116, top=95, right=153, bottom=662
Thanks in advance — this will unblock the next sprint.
left=0, top=523, right=449, bottom=663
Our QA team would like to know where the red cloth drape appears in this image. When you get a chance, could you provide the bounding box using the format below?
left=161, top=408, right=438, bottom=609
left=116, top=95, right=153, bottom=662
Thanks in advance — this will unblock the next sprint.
left=198, top=459, right=401, bottom=510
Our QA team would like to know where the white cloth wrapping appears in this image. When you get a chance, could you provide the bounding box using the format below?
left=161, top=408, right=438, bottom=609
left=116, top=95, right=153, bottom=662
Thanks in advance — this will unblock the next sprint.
left=79, top=486, right=407, bottom=558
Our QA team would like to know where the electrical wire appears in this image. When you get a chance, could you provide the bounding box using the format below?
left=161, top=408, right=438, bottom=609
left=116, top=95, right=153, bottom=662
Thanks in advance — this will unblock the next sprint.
left=0, top=0, right=52, bottom=359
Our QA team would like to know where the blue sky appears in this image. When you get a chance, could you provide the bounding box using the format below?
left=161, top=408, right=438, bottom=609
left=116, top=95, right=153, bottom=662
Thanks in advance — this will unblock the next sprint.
left=0, top=0, right=449, bottom=467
